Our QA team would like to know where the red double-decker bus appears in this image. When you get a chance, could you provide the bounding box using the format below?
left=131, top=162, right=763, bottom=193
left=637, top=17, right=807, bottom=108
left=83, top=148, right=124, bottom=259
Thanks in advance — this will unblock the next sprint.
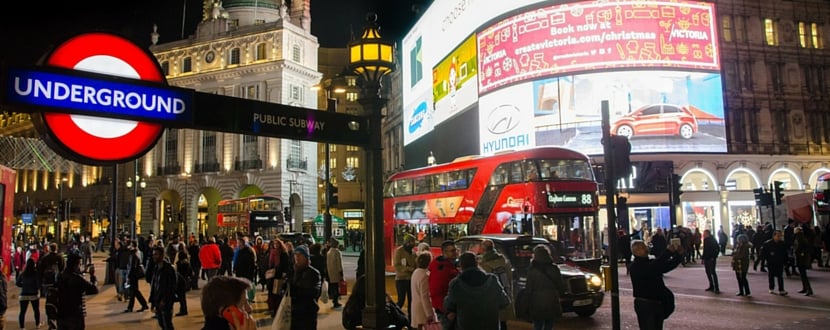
left=217, top=194, right=285, bottom=245
left=383, top=147, right=601, bottom=269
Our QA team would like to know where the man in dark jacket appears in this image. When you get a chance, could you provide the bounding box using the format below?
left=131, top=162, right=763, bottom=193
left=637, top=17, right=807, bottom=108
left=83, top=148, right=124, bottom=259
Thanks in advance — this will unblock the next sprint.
left=444, top=252, right=509, bottom=330
left=629, top=240, right=684, bottom=330
left=290, top=245, right=322, bottom=330
left=149, top=246, right=177, bottom=330
left=219, top=239, right=234, bottom=276
left=701, top=229, right=720, bottom=293
left=56, top=253, right=99, bottom=330
left=37, top=243, right=65, bottom=330
left=762, top=230, right=789, bottom=295
left=717, top=227, right=729, bottom=256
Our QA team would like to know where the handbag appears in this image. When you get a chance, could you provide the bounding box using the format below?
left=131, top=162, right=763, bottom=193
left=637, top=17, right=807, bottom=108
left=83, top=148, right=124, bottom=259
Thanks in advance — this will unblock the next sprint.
left=272, top=284, right=292, bottom=330
left=320, top=280, right=330, bottom=304
left=265, top=268, right=277, bottom=280
left=339, top=279, right=347, bottom=295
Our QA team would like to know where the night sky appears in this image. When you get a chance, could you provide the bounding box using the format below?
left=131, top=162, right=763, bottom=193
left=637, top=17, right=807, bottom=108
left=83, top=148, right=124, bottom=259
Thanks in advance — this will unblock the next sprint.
left=0, top=0, right=428, bottom=66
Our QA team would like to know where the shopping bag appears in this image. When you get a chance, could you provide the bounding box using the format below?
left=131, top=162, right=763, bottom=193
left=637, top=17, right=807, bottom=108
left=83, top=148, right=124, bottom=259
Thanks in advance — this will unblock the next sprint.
left=272, top=285, right=292, bottom=330
left=423, top=321, right=442, bottom=330
left=272, top=278, right=286, bottom=295
left=320, top=280, right=330, bottom=304
left=339, top=279, right=348, bottom=295
left=265, top=268, right=277, bottom=280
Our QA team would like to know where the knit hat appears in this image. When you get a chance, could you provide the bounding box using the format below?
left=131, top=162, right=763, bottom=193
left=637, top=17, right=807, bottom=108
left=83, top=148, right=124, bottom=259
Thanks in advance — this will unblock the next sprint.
left=294, top=245, right=310, bottom=260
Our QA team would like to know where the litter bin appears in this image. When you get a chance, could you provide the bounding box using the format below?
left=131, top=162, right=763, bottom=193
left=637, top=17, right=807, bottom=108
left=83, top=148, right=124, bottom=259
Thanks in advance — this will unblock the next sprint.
left=601, top=265, right=611, bottom=291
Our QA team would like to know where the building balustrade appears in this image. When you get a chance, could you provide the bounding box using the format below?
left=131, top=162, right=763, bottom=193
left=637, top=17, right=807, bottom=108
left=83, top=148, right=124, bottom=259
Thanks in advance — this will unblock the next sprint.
left=156, top=164, right=182, bottom=176
left=287, top=157, right=307, bottom=170
left=234, top=159, right=263, bottom=171
left=194, top=162, right=221, bottom=173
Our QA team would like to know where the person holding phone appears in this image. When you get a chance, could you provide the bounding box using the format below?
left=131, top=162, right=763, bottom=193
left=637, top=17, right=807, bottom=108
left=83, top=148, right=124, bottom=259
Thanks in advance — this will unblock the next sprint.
left=200, top=276, right=257, bottom=330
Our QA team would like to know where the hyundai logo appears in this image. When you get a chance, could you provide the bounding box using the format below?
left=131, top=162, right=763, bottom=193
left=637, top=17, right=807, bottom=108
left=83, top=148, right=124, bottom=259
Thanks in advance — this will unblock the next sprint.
left=486, top=104, right=521, bottom=134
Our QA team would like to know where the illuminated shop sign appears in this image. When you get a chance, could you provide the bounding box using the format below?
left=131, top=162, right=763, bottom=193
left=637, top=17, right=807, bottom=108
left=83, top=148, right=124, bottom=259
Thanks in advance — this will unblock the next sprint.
left=5, top=67, right=193, bottom=122
left=546, top=191, right=596, bottom=208
left=477, top=1, right=719, bottom=93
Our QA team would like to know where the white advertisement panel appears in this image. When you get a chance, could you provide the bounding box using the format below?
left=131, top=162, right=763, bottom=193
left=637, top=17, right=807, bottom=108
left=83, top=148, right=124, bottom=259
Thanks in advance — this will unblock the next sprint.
left=477, top=82, right=536, bottom=155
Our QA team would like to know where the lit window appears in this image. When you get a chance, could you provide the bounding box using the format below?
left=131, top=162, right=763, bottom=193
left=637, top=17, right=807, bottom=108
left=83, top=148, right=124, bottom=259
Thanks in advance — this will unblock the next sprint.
left=811, top=23, right=823, bottom=49
left=347, top=156, right=360, bottom=169
left=765, top=18, right=778, bottom=46
left=799, top=22, right=809, bottom=48
left=721, top=16, right=733, bottom=42
left=346, top=145, right=359, bottom=152
left=329, top=145, right=337, bottom=152
left=230, top=48, right=240, bottom=65
left=245, top=85, right=259, bottom=99
left=182, top=57, right=192, bottom=73
left=255, top=19, right=265, bottom=25
left=346, top=92, right=358, bottom=102
left=256, top=43, right=267, bottom=60
left=347, top=77, right=356, bottom=87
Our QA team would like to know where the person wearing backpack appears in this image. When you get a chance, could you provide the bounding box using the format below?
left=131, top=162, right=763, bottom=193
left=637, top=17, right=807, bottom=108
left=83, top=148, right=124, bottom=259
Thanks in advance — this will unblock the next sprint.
left=125, top=241, right=150, bottom=313
left=150, top=245, right=177, bottom=330
left=37, top=243, right=64, bottom=330
left=56, top=252, right=99, bottom=330
left=16, top=259, right=43, bottom=329
left=477, top=239, right=513, bottom=330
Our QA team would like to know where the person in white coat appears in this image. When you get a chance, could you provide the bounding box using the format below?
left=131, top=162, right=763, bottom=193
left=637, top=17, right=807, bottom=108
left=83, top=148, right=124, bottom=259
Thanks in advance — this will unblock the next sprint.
left=410, top=253, right=436, bottom=329
left=326, top=239, right=345, bottom=308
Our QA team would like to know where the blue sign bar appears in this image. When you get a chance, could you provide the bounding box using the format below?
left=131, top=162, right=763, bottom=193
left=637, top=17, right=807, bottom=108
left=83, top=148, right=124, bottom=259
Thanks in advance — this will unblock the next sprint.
left=22, top=213, right=34, bottom=225
left=4, top=67, right=193, bottom=123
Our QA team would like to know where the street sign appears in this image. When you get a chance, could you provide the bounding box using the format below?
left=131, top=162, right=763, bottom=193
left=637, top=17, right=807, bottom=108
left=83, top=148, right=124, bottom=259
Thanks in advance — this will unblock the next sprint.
left=22, top=213, right=34, bottom=225
left=35, top=33, right=170, bottom=164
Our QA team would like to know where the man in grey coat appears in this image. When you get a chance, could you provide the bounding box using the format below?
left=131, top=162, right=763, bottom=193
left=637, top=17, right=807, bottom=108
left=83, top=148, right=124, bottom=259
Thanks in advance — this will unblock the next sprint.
left=444, top=252, right=509, bottom=330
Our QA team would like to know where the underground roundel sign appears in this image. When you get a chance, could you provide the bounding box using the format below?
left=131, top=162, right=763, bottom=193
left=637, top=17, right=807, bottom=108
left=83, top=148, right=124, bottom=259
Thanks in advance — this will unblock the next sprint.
left=33, top=33, right=166, bottom=164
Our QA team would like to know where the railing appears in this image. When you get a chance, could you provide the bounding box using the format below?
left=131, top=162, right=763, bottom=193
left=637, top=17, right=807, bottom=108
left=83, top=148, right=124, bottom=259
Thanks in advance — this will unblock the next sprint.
left=156, top=165, right=181, bottom=176
left=287, top=157, right=307, bottom=170
left=234, top=159, right=263, bottom=171
left=194, top=162, right=220, bottom=173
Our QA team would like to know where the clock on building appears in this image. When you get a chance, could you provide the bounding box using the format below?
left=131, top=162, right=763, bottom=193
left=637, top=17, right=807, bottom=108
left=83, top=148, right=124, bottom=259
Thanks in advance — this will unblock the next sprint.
left=205, top=51, right=215, bottom=63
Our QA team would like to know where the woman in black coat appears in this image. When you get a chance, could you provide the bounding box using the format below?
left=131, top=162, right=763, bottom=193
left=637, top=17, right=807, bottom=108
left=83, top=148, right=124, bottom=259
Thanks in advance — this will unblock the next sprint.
left=525, top=245, right=566, bottom=330
left=16, top=259, right=42, bottom=329
left=176, top=251, right=193, bottom=316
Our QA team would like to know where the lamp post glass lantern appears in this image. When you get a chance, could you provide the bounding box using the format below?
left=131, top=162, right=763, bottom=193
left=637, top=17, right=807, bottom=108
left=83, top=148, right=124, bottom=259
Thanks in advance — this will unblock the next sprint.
left=348, top=12, right=394, bottom=329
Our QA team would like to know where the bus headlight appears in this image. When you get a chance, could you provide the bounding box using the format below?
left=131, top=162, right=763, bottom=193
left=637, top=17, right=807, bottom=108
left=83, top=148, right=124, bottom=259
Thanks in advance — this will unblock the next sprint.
left=588, top=274, right=603, bottom=288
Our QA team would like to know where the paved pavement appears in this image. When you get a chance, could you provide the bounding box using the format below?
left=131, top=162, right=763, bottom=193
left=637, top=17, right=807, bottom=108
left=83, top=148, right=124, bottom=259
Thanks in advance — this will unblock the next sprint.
left=3, top=249, right=829, bottom=329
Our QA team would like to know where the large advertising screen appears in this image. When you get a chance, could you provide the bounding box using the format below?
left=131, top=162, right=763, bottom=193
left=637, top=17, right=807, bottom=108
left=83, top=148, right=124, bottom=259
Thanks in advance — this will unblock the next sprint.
left=401, top=0, right=724, bottom=162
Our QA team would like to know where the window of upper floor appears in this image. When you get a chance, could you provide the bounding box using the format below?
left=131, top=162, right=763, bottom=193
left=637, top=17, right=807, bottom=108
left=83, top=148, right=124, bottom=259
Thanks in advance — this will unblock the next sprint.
left=243, top=84, right=260, bottom=100
left=292, top=44, right=301, bottom=62
left=161, top=61, right=169, bottom=75
left=721, top=16, right=733, bottom=42
left=290, top=85, right=303, bottom=102
left=765, top=18, right=778, bottom=46
left=346, top=92, right=358, bottom=102
left=182, top=57, right=192, bottom=73
left=230, top=48, right=241, bottom=65
left=799, top=22, right=824, bottom=49
left=256, top=43, right=267, bottom=61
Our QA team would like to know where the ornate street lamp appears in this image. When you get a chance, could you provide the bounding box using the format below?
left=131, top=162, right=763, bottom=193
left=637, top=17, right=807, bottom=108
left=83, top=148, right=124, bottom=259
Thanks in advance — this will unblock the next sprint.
left=348, top=12, right=395, bottom=329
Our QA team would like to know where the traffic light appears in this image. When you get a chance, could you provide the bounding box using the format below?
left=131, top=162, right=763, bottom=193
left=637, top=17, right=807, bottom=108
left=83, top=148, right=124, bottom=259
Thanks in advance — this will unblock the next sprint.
left=773, top=180, right=785, bottom=205
left=283, top=207, right=291, bottom=222
left=753, top=188, right=766, bottom=206
left=671, top=174, right=683, bottom=204
left=165, top=204, right=173, bottom=222
left=610, top=135, right=632, bottom=181
left=331, top=185, right=339, bottom=205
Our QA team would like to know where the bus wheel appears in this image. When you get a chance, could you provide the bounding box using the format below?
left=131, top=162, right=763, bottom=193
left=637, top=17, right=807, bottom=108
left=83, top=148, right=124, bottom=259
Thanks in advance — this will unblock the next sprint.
left=575, top=308, right=597, bottom=317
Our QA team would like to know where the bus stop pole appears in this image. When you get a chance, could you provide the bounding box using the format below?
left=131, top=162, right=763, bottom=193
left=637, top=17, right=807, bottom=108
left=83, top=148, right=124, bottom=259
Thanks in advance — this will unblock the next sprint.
left=601, top=100, right=621, bottom=330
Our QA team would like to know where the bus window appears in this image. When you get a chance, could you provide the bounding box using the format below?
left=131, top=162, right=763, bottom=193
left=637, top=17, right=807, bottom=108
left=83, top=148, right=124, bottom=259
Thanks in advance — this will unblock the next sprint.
left=414, top=177, right=431, bottom=194
left=509, top=161, right=524, bottom=183
left=491, top=164, right=509, bottom=185
left=524, top=160, right=539, bottom=181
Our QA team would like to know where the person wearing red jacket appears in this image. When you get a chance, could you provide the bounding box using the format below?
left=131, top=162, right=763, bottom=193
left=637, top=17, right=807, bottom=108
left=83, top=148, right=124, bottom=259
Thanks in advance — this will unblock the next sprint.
left=428, top=240, right=459, bottom=329
left=199, top=237, right=222, bottom=282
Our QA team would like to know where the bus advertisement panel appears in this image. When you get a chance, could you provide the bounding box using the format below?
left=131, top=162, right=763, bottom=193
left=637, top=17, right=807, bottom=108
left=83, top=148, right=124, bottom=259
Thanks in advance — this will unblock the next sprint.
left=383, top=147, right=600, bottom=270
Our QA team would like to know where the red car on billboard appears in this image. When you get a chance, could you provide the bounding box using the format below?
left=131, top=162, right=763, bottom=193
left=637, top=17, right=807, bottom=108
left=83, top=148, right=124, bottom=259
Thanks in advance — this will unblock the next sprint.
left=611, top=104, right=698, bottom=139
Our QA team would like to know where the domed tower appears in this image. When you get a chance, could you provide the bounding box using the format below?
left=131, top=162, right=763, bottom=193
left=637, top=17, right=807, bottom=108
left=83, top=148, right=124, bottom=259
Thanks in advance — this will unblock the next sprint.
left=211, top=0, right=282, bottom=27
